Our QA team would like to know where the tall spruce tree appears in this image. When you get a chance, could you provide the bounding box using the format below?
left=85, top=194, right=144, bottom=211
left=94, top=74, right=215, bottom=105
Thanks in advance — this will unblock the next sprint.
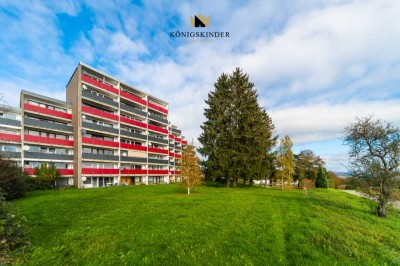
left=315, top=165, right=329, bottom=188
left=199, top=68, right=276, bottom=187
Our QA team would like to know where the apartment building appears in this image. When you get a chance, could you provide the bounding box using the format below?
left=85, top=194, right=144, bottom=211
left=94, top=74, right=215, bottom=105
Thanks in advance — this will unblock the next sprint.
left=0, top=63, right=186, bottom=188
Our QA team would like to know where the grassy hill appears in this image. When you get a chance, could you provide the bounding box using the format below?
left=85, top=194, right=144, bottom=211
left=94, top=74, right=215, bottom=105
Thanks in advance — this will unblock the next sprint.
left=13, top=184, right=400, bottom=265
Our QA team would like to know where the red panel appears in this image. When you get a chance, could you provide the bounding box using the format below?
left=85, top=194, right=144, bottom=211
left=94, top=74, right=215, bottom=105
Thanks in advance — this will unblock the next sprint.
left=24, top=168, right=73, bottom=176
left=148, top=147, right=168, bottom=154
left=175, top=137, right=182, bottom=142
left=168, top=134, right=174, bottom=139
left=82, top=137, right=119, bottom=148
left=120, top=91, right=147, bottom=106
left=175, top=154, right=182, bottom=158
left=148, top=170, right=169, bottom=175
left=148, top=124, right=168, bottom=134
left=182, top=140, right=187, bottom=145
left=24, top=103, right=72, bottom=120
left=82, top=106, right=118, bottom=121
left=82, top=168, right=119, bottom=175
left=120, top=116, right=147, bottom=129
left=24, top=135, right=73, bottom=146
left=148, top=102, right=168, bottom=114
left=81, top=75, right=119, bottom=95
left=0, top=133, right=21, bottom=142
left=120, top=143, right=147, bottom=151
left=58, top=169, right=74, bottom=176
left=169, top=152, right=175, bottom=157
left=120, top=169, right=147, bottom=175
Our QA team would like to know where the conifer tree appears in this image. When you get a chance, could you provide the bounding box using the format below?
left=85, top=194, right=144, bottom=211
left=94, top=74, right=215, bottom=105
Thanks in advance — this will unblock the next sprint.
left=315, top=165, right=329, bottom=188
left=181, top=142, right=203, bottom=194
left=199, top=68, right=276, bottom=186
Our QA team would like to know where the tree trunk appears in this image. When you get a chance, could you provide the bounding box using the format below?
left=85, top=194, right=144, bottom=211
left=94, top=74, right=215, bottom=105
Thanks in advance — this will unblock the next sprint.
left=188, top=187, right=190, bottom=195
left=226, top=178, right=230, bottom=187
left=377, top=183, right=389, bottom=217
left=281, top=177, right=284, bottom=190
left=233, top=178, right=237, bottom=187
left=249, top=179, right=253, bottom=187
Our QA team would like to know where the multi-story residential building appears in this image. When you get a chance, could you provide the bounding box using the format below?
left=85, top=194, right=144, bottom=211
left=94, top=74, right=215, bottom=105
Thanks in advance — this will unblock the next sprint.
left=0, top=63, right=186, bottom=188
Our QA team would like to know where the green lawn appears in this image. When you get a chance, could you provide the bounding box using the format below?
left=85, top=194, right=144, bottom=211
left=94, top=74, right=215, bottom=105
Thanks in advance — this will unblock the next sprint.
left=13, top=184, right=400, bottom=265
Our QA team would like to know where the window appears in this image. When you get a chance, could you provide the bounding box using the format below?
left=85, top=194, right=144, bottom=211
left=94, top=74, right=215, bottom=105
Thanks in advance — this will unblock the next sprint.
left=29, top=130, right=39, bottom=136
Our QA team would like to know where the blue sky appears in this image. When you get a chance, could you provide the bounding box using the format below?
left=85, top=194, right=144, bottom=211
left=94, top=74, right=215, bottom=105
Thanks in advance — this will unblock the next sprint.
left=1, top=0, right=400, bottom=172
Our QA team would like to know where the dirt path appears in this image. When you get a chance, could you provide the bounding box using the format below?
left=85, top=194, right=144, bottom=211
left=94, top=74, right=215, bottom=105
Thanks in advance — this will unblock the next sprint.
left=342, top=190, right=400, bottom=209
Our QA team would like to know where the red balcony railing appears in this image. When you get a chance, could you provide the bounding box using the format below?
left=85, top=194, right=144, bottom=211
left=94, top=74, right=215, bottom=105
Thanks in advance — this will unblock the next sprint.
left=120, top=116, right=147, bottom=129
left=168, top=134, right=175, bottom=140
left=182, top=140, right=187, bottom=145
left=148, top=102, right=168, bottom=114
left=170, top=170, right=181, bottom=175
left=120, top=169, right=147, bottom=175
left=0, top=133, right=21, bottom=142
left=175, top=154, right=182, bottom=158
left=148, top=124, right=168, bottom=134
left=82, top=106, right=119, bottom=121
left=148, top=169, right=169, bottom=175
left=120, top=143, right=147, bottom=151
left=120, top=91, right=147, bottom=106
left=148, top=147, right=168, bottom=155
left=81, top=74, right=119, bottom=95
left=24, top=135, right=73, bottom=146
left=24, top=168, right=73, bottom=176
left=175, top=137, right=182, bottom=142
left=82, top=168, right=119, bottom=175
left=24, top=103, right=72, bottom=120
left=82, top=137, right=119, bottom=148
left=169, top=152, right=175, bottom=157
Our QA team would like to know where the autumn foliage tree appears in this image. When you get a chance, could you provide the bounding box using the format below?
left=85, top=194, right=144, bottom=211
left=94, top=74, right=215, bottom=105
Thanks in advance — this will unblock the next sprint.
left=181, top=142, right=203, bottom=195
left=34, top=163, right=60, bottom=189
left=277, top=135, right=295, bottom=190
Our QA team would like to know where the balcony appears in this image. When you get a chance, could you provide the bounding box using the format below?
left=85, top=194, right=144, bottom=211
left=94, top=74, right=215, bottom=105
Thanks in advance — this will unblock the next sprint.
left=24, top=168, right=73, bottom=176
left=120, top=130, right=147, bottom=141
left=24, top=152, right=73, bottom=161
left=182, top=140, right=187, bottom=145
left=0, top=117, right=21, bottom=127
left=147, top=102, right=168, bottom=114
left=81, top=74, right=119, bottom=95
left=0, top=151, right=21, bottom=158
left=148, top=124, right=168, bottom=134
left=120, top=169, right=147, bottom=175
left=120, top=116, right=147, bottom=129
left=148, top=147, right=168, bottom=155
left=171, top=128, right=181, bottom=134
left=82, top=90, right=118, bottom=108
left=24, top=103, right=72, bottom=120
left=82, top=122, right=119, bottom=135
left=148, top=170, right=169, bottom=175
left=24, top=135, right=73, bottom=147
left=169, top=143, right=174, bottom=148
left=175, top=154, right=182, bottom=159
left=82, top=137, right=119, bottom=148
left=148, top=159, right=169, bottom=165
left=120, top=104, right=147, bottom=117
left=24, top=117, right=73, bottom=132
left=120, top=143, right=147, bottom=152
left=82, top=106, right=119, bottom=121
left=0, top=133, right=21, bottom=143
left=169, top=170, right=181, bottom=175
left=82, top=168, right=119, bottom=175
left=82, top=153, right=119, bottom=161
left=175, top=137, right=182, bottom=143
left=120, top=91, right=147, bottom=106
left=169, top=152, right=175, bottom=157
left=148, top=114, right=168, bottom=124
left=175, top=145, right=182, bottom=150
left=148, top=135, right=168, bottom=145
left=120, top=156, right=147, bottom=163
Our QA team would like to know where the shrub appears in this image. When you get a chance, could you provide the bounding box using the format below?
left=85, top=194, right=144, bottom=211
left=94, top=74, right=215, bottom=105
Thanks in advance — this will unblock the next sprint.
left=0, top=155, right=29, bottom=200
left=0, top=194, right=30, bottom=263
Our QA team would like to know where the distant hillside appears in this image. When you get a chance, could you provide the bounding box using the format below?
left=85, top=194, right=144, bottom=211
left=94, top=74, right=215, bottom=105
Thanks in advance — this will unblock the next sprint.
left=333, top=171, right=351, bottom=178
